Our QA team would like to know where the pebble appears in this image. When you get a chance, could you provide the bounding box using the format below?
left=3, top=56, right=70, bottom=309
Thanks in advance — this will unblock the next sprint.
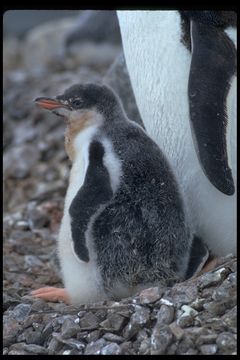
left=100, top=313, right=126, bottom=332
left=122, top=307, right=150, bottom=340
left=200, top=344, right=217, bottom=355
left=150, top=324, right=173, bottom=355
left=199, top=268, right=227, bottom=289
left=61, top=318, right=80, bottom=339
left=101, top=342, right=122, bottom=355
left=11, top=303, right=31, bottom=322
left=139, top=286, right=162, bottom=304
left=84, top=338, right=107, bottom=355
left=103, top=332, right=125, bottom=343
left=216, top=332, right=236, bottom=354
left=23, top=343, right=48, bottom=354
left=79, top=312, right=99, bottom=330
left=156, top=304, right=174, bottom=325
left=169, top=322, right=185, bottom=340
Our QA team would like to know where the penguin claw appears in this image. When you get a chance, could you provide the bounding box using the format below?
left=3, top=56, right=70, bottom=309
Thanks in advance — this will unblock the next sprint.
left=31, top=287, right=70, bottom=304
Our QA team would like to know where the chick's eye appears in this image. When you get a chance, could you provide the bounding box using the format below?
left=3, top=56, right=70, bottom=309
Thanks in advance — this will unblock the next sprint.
left=72, top=99, right=82, bottom=107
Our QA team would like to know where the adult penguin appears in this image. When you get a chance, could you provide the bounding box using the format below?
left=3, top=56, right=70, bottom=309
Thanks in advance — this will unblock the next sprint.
left=117, top=10, right=236, bottom=256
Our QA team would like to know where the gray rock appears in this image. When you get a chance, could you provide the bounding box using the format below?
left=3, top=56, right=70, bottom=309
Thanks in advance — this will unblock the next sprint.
left=156, top=304, right=175, bottom=325
left=3, top=144, right=40, bottom=179
left=221, top=306, right=237, bottom=331
left=79, top=312, right=100, bottom=330
left=101, top=342, right=122, bottom=355
left=196, top=334, right=218, bottom=347
left=20, top=326, right=43, bottom=345
left=61, top=338, right=85, bottom=352
left=61, top=317, right=80, bottom=339
left=86, top=329, right=101, bottom=343
left=11, top=303, right=31, bottom=321
left=28, top=208, right=50, bottom=229
left=176, top=337, right=195, bottom=355
left=150, top=324, right=173, bottom=355
left=139, top=286, right=163, bottom=304
left=203, top=296, right=236, bottom=316
left=169, top=282, right=198, bottom=307
left=123, top=306, right=150, bottom=340
left=216, top=332, right=236, bottom=354
left=23, top=343, right=48, bottom=354
left=139, top=338, right=151, bottom=355
left=199, top=268, right=228, bottom=290
left=8, top=342, right=29, bottom=355
left=84, top=338, right=107, bottom=355
left=3, top=315, right=22, bottom=347
left=120, top=341, right=134, bottom=355
left=200, top=344, right=217, bottom=355
left=47, top=337, right=64, bottom=354
left=169, top=322, right=185, bottom=340
left=100, top=312, right=126, bottom=332
left=103, top=332, right=125, bottom=343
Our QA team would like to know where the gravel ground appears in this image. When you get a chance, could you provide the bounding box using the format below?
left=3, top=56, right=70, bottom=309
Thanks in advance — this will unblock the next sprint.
left=3, top=12, right=237, bottom=355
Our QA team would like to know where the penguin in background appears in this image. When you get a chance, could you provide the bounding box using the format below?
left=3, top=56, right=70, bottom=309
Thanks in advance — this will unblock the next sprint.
left=33, top=83, right=208, bottom=304
left=117, top=10, right=237, bottom=257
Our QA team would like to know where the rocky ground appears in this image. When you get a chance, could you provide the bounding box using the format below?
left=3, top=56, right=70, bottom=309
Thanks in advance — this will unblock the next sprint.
left=3, top=12, right=237, bottom=355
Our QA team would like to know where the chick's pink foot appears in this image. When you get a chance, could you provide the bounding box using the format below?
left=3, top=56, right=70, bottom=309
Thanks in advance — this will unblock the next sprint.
left=31, top=287, right=70, bottom=304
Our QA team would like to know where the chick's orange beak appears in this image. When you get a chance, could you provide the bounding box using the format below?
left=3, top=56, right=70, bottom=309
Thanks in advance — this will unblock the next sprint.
left=35, top=97, right=68, bottom=110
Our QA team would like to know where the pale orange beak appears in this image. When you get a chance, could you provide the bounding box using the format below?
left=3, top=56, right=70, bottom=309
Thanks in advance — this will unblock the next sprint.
left=34, top=97, right=69, bottom=111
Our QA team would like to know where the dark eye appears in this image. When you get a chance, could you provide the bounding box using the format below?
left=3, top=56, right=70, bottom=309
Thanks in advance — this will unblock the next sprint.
left=72, top=99, right=82, bottom=107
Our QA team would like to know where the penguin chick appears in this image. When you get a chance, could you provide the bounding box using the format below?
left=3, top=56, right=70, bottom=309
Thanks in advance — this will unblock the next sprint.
left=33, top=83, right=207, bottom=305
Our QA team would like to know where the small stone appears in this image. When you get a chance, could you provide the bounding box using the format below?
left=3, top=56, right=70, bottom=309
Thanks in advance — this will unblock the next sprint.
left=123, top=306, right=150, bottom=339
left=190, top=298, right=205, bottom=311
left=200, top=344, right=217, bottom=355
left=177, top=314, right=194, bottom=328
left=216, top=332, right=236, bottom=354
left=23, top=344, right=48, bottom=354
left=61, top=318, right=80, bottom=339
left=86, top=329, right=101, bottom=343
left=150, top=325, right=173, bottom=355
left=24, top=255, right=44, bottom=268
left=203, top=300, right=235, bottom=317
left=159, top=297, right=174, bottom=307
left=3, top=315, right=22, bottom=347
left=47, top=337, right=64, bottom=354
left=222, top=306, right=237, bottom=330
left=139, top=338, right=151, bottom=355
left=3, top=347, right=8, bottom=355
left=156, top=304, right=174, bottom=325
left=101, top=343, right=122, bottom=355
left=62, top=338, right=85, bottom=351
left=84, top=338, right=107, bottom=355
left=120, top=341, right=134, bottom=355
left=100, top=313, right=126, bottom=332
left=139, top=286, right=162, bottom=304
left=181, top=305, right=198, bottom=317
left=8, top=343, right=28, bottom=355
left=170, top=282, right=198, bottom=306
left=79, top=312, right=99, bottom=330
left=196, top=334, right=218, bottom=347
left=199, top=268, right=227, bottom=289
left=103, top=332, right=125, bottom=343
left=169, top=322, right=185, bottom=340
left=176, top=337, right=195, bottom=355
left=28, top=208, right=50, bottom=229
left=15, top=220, right=29, bottom=230
left=11, top=303, right=31, bottom=322
left=22, top=326, right=43, bottom=345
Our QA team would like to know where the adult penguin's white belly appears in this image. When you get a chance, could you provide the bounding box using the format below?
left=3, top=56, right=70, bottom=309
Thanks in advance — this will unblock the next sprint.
left=117, top=11, right=236, bottom=256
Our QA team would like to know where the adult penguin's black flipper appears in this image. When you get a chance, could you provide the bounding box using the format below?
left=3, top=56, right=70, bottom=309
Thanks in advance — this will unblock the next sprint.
left=188, top=20, right=236, bottom=195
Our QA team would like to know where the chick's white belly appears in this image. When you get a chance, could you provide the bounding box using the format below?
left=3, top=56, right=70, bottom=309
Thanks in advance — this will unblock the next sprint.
left=58, top=210, right=106, bottom=304
left=57, top=148, right=106, bottom=304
